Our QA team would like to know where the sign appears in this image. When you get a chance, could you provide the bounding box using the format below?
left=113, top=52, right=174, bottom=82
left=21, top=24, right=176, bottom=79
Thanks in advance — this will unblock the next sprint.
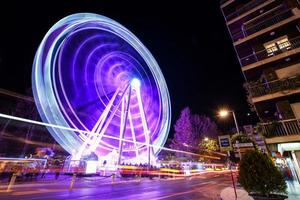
left=243, top=125, right=254, bottom=136
left=218, top=135, right=232, bottom=151
left=233, top=142, right=254, bottom=148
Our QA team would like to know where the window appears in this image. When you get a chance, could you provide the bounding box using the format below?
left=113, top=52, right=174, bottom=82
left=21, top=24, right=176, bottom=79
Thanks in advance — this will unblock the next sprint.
left=277, top=38, right=291, bottom=50
left=264, top=36, right=291, bottom=56
left=265, top=43, right=278, bottom=56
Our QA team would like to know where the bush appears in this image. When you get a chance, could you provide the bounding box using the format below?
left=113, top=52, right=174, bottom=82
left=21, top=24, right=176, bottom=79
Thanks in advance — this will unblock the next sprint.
left=238, top=150, right=287, bottom=198
left=231, top=133, right=252, bottom=144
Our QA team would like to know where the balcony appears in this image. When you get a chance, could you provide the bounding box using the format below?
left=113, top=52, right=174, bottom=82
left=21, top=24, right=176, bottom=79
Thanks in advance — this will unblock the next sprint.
left=245, top=9, right=293, bottom=36
left=249, top=75, right=300, bottom=98
left=221, top=0, right=234, bottom=8
left=259, top=119, right=300, bottom=143
left=240, top=36, right=300, bottom=67
left=226, top=0, right=267, bottom=22
left=231, top=8, right=299, bottom=44
left=220, top=0, right=229, bottom=4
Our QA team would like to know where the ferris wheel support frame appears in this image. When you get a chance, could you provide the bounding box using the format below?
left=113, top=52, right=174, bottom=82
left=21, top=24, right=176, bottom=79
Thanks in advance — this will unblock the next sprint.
left=74, top=79, right=154, bottom=166
left=75, top=84, right=129, bottom=160
left=117, top=85, right=131, bottom=165
left=116, top=80, right=154, bottom=165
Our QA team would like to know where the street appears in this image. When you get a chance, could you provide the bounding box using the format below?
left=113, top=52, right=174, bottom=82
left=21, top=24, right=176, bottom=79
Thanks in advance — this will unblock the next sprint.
left=0, top=171, right=236, bottom=199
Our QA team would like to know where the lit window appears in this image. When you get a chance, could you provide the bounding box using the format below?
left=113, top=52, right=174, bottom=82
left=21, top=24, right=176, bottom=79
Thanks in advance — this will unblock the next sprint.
left=265, top=43, right=278, bottom=56
left=277, top=38, right=291, bottom=50
left=263, top=36, right=291, bottom=56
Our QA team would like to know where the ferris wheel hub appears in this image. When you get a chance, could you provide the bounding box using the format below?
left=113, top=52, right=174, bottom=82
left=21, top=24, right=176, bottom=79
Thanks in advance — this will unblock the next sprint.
left=131, top=78, right=141, bottom=89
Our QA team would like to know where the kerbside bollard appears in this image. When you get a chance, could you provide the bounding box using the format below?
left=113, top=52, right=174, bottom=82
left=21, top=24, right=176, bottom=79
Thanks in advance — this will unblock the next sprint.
left=6, top=173, right=17, bottom=192
left=69, top=173, right=77, bottom=191
left=137, top=170, right=141, bottom=182
left=112, top=173, right=115, bottom=184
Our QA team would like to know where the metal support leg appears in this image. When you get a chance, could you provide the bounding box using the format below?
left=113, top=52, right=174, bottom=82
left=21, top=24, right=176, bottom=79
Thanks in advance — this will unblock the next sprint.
left=118, top=86, right=131, bottom=165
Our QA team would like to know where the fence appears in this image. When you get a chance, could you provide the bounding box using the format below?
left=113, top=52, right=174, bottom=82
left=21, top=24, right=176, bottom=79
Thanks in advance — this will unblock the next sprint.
left=248, top=75, right=300, bottom=97
left=259, top=118, right=300, bottom=137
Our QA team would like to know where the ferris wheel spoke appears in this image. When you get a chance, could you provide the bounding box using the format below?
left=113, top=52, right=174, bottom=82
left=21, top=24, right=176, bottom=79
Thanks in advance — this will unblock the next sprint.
left=75, top=87, right=122, bottom=158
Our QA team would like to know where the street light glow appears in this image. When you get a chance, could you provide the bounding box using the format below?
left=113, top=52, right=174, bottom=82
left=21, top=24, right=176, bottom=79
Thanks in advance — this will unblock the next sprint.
left=219, top=110, right=229, bottom=117
left=204, top=137, right=209, bottom=142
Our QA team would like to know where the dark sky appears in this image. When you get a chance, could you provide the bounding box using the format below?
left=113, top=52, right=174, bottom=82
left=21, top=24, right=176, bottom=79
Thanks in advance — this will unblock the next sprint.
left=0, top=1, right=258, bottom=132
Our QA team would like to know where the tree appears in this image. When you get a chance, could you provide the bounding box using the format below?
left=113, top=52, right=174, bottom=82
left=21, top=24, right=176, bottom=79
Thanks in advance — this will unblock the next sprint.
left=192, top=114, right=218, bottom=139
left=238, top=150, right=287, bottom=199
left=170, top=107, right=195, bottom=154
left=170, top=107, right=219, bottom=158
left=199, top=138, right=219, bottom=152
left=231, top=133, right=252, bottom=144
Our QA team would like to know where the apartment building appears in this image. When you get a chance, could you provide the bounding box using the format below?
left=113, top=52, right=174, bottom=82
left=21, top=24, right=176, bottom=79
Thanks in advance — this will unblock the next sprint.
left=221, top=0, right=300, bottom=181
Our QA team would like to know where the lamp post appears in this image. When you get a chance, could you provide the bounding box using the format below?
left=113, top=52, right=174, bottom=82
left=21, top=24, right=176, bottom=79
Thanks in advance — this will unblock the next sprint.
left=219, top=109, right=240, bottom=134
left=219, top=109, right=242, bottom=158
left=218, top=109, right=239, bottom=200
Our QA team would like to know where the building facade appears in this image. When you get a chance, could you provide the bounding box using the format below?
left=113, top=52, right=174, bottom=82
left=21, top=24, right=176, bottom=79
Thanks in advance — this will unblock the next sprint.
left=0, top=89, right=62, bottom=157
left=220, top=0, right=300, bottom=182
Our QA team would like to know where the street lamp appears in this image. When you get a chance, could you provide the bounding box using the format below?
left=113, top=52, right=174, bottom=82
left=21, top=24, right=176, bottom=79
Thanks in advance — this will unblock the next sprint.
left=218, top=109, right=240, bottom=134
left=204, top=137, right=209, bottom=142
left=218, top=109, right=239, bottom=199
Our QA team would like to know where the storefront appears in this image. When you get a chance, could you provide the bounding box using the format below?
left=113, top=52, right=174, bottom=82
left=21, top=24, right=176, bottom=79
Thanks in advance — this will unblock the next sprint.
left=272, top=142, right=300, bottom=183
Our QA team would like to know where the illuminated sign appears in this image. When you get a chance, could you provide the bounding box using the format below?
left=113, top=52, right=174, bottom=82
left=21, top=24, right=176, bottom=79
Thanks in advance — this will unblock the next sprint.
left=218, top=135, right=232, bottom=151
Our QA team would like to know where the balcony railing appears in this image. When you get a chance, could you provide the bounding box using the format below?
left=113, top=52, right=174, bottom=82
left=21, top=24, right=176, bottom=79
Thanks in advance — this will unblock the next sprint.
left=245, top=9, right=293, bottom=36
left=220, top=0, right=231, bottom=5
left=240, top=36, right=300, bottom=66
left=249, top=75, right=300, bottom=98
left=231, top=9, right=294, bottom=42
left=226, top=0, right=266, bottom=21
left=259, top=118, right=300, bottom=138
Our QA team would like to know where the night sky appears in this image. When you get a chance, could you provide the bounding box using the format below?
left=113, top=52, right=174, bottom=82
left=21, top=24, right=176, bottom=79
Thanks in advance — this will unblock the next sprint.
left=0, top=1, right=258, bottom=132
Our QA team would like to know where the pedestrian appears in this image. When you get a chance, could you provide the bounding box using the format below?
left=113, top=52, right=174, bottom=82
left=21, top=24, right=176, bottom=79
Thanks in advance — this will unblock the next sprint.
left=54, top=160, right=60, bottom=180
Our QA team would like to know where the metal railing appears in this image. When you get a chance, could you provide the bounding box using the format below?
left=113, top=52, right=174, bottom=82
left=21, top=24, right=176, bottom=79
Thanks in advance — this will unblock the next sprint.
left=249, top=75, right=300, bottom=97
left=231, top=9, right=294, bottom=42
left=226, top=0, right=267, bottom=21
left=259, top=118, right=300, bottom=137
left=240, top=36, right=300, bottom=66
left=220, top=0, right=231, bottom=5
left=245, top=9, right=293, bottom=36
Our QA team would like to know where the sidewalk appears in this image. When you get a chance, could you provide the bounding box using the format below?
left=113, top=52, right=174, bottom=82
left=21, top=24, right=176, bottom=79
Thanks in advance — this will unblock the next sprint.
left=220, top=187, right=253, bottom=200
left=220, top=181, right=300, bottom=200
left=286, top=181, right=300, bottom=200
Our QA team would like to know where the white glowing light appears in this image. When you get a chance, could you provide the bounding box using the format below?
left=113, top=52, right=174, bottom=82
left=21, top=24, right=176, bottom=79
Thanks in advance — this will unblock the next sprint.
left=85, top=161, right=98, bottom=174
left=131, top=78, right=141, bottom=88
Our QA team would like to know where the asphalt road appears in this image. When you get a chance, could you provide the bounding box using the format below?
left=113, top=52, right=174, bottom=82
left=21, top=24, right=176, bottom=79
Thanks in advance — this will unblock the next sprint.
left=0, top=171, right=237, bottom=200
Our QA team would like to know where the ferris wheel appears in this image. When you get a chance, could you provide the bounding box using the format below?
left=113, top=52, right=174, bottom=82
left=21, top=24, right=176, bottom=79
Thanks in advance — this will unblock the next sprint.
left=32, top=13, right=171, bottom=164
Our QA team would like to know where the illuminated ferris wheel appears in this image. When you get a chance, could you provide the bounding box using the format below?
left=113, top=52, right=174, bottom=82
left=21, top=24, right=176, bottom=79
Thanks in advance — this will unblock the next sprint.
left=32, top=13, right=171, bottom=164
